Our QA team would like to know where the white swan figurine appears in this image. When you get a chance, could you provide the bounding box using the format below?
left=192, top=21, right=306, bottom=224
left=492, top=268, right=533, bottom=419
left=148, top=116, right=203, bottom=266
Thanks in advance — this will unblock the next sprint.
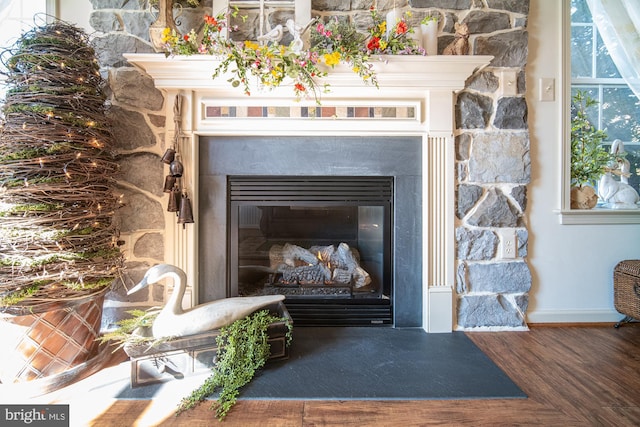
left=257, top=24, right=283, bottom=45
left=127, top=264, right=285, bottom=339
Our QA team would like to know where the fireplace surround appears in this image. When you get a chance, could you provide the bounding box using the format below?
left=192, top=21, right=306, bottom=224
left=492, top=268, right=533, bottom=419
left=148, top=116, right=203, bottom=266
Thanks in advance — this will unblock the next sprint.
left=205, top=138, right=420, bottom=326
left=125, top=53, right=492, bottom=332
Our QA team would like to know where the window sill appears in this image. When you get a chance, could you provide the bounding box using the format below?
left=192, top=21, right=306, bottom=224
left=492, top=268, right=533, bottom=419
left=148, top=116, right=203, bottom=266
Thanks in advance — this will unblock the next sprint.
left=557, top=208, right=640, bottom=225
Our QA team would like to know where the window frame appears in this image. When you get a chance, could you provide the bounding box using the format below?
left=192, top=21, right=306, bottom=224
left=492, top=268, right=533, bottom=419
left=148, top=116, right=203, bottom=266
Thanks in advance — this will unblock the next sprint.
left=559, top=0, right=640, bottom=224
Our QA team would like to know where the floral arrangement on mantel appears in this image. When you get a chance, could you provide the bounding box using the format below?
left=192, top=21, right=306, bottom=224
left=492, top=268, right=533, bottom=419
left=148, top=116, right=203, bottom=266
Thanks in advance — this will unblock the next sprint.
left=161, top=7, right=425, bottom=101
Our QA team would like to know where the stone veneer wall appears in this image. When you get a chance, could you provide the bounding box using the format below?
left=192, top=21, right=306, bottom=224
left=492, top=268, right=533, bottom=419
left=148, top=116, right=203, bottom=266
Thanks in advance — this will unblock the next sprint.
left=90, top=0, right=531, bottom=330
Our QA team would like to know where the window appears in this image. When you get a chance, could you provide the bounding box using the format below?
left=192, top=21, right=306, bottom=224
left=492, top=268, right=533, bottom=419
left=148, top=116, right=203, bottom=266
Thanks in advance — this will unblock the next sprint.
left=213, top=0, right=310, bottom=42
left=562, top=0, right=640, bottom=223
left=0, top=0, right=53, bottom=102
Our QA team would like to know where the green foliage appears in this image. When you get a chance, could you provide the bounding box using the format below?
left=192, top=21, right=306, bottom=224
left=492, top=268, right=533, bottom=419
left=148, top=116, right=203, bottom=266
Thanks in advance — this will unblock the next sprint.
left=0, top=247, right=120, bottom=268
left=0, top=202, right=64, bottom=216
left=1, top=176, right=65, bottom=188
left=63, top=277, right=117, bottom=291
left=97, top=309, right=170, bottom=351
left=0, top=284, right=40, bottom=306
left=571, top=90, right=613, bottom=187
left=421, top=15, right=438, bottom=24
left=176, top=310, right=292, bottom=420
left=0, top=141, right=78, bottom=162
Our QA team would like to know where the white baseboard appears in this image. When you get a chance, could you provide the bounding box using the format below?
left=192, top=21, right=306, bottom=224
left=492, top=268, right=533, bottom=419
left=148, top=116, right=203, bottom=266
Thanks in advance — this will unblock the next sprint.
left=526, top=309, right=624, bottom=324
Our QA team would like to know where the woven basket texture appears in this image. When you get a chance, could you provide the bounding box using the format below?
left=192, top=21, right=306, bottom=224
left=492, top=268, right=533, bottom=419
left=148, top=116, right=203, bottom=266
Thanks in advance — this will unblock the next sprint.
left=0, top=289, right=106, bottom=383
left=613, top=260, right=640, bottom=320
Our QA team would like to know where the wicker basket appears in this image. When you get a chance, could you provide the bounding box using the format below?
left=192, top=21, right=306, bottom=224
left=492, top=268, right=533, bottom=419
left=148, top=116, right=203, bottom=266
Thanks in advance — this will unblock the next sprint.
left=613, top=260, right=640, bottom=321
left=0, top=287, right=108, bottom=387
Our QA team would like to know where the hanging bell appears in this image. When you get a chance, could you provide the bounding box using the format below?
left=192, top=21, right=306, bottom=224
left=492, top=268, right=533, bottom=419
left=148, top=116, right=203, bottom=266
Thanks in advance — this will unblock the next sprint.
left=167, top=187, right=180, bottom=212
left=161, top=147, right=176, bottom=164
left=177, top=193, right=194, bottom=227
left=163, top=175, right=176, bottom=193
left=170, top=153, right=184, bottom=177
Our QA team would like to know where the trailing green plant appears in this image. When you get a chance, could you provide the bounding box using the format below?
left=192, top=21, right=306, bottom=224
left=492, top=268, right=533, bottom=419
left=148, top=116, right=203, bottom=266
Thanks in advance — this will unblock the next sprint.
left=570, top=90, right=613, bottom=187
left=176, top=310, right=293, bottom=421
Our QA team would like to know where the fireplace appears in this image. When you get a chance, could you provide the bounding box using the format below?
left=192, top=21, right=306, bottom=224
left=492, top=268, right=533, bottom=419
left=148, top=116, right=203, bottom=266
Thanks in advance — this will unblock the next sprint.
left=125, top=53, right=493, bottom=332
left=199, top=135, right=422, bottom=326
left=229, top=176, right=393, bottom=325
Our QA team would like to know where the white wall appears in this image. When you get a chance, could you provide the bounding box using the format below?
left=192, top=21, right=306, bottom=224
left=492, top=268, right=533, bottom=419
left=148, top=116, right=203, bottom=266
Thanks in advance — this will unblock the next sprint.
left=58, top=0, right=638, bottom=323
left=526, top=0, right=640, bottom=323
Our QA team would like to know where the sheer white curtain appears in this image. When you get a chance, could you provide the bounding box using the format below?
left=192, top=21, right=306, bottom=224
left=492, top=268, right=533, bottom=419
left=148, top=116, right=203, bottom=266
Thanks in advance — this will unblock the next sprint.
left=586, top=0, right=640, bottom=99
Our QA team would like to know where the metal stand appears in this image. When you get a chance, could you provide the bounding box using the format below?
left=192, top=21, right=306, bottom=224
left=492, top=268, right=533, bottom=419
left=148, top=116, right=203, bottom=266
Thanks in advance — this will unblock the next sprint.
left=614, top=315, right=634, bottom=328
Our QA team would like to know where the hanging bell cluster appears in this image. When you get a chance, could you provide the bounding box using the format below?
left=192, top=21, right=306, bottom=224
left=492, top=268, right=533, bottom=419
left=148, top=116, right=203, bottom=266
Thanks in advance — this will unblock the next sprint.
left=163, top=94, right=194, bottom=228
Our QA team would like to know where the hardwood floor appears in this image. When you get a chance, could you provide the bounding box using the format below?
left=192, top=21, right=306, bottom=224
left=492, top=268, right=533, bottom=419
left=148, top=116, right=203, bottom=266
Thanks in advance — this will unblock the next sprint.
left=48, top=324, right=640, bottom=426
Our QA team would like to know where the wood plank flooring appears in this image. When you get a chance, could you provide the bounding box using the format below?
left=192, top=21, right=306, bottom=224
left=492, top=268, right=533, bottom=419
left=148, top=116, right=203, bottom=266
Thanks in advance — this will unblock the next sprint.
left=55, top=324, right=640, bottom=426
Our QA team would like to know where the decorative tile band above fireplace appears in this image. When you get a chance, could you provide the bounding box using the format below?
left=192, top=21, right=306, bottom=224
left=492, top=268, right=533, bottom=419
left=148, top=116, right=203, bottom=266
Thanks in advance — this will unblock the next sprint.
left=125, top=53, right=493, bottom=332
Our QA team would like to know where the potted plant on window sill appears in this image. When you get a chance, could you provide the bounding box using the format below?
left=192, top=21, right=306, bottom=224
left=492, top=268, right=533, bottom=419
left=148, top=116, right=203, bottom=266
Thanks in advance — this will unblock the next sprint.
left=570, top=90, right=613, bottom=209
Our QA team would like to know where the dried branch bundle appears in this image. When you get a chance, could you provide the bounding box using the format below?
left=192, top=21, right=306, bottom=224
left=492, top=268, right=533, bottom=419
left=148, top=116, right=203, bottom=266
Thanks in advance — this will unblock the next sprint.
left=0, top=21, right=124, bottom=313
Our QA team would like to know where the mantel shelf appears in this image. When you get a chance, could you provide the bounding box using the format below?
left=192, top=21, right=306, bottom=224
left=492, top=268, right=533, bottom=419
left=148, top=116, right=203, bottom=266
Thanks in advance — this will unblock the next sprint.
left=124, top=53, right=493, bottom=93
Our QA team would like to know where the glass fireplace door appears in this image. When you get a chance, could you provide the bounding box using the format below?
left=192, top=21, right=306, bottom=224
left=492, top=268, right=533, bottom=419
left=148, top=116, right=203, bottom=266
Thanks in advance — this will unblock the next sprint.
left=228, top=176, right=393, bottom=325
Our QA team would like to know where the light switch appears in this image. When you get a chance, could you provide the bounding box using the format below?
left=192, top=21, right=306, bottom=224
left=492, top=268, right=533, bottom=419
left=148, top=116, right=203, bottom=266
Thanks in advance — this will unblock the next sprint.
left=539, top=78, right=555, bottom=102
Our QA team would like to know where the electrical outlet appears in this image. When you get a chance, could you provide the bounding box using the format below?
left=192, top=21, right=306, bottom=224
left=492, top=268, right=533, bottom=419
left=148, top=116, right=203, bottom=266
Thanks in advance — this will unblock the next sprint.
left=498, top=229, right=517, bottom=259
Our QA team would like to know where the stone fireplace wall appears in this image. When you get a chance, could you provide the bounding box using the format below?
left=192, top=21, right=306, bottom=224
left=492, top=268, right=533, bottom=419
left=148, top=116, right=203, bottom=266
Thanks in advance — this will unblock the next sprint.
left=90, top=0, right=531, bottom=330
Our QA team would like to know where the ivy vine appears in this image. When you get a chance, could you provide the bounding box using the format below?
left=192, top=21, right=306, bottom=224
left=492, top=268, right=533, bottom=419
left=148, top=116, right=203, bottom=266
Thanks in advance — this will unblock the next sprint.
left=176, top=309, right=292, bottom=420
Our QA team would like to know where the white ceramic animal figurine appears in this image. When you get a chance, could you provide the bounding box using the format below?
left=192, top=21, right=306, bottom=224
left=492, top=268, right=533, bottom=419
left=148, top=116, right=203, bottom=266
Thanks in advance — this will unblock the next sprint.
left=598, top=170, right=640, bottom=209
left=285, top=19, right=314, bottom=54
left=611, top=139, right=631, bottom=184
left=286, top=19, right=304, bottom=53
left=257, top=24, right=283, bottom=45
left=128, top=264, right=284, bottom=339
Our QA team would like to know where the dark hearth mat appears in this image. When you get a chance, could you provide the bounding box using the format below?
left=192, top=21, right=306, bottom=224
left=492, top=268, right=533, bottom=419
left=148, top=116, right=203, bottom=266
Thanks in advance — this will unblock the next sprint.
left=116, top=327, right=525, bottom=401
left=237, top=327, right=526, bottom=400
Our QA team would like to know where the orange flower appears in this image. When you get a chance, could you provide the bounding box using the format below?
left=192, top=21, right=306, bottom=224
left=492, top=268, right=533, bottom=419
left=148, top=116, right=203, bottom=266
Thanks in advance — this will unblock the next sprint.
left=295, top=83, right=306, bottom=92
left=204, top=15, right=217, bottom=26
left=396, top=21, right=408, bottom=35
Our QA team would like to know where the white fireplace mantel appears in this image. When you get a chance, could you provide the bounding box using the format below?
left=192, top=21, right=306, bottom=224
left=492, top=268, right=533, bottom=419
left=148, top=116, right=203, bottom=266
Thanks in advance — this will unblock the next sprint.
left=125, top=53, right=493, bottom=332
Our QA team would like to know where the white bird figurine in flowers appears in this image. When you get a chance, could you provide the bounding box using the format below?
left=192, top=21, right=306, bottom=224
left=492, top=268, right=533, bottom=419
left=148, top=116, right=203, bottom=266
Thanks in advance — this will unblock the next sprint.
left=127, top=264, right=284, bottom=339
left=257, top=24, right=283, bottom=45
left=286, top=19, right=315, bottom=53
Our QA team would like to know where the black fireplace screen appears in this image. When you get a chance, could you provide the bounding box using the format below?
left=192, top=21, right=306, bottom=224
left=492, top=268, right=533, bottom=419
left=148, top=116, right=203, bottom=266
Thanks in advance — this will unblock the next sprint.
left=228, top=176, right=393, bottom=325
